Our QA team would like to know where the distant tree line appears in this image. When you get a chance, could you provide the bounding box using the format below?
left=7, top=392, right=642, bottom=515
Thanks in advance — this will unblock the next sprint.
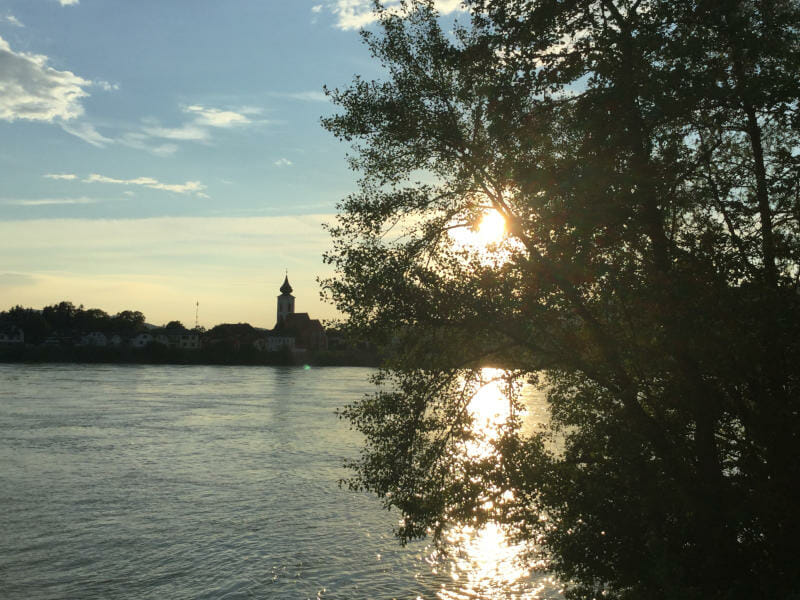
left=1, top=301, right=148, bottom=345
left=0, top=301, right=379, bottom=367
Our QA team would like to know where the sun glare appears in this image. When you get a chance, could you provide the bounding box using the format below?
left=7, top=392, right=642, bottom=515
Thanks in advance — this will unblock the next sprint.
left=449, top=209, right=507, bottom=251
left=476, top=210, right=506, bottom=245
left=430, top=368, right=547, bottom=599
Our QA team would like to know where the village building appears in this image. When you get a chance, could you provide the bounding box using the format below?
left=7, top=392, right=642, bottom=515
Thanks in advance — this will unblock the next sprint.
left=78, top=331, right=108, bottom=347
left=254, top=275, right=328, bottom=353
left=130, top=332, right=154, bottom=348
left=0, top=326, right=24, bottom=345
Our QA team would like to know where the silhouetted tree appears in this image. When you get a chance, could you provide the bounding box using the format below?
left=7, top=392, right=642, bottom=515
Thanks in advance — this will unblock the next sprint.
left=111, top=310, right=146, bottom=331
left=1, top=305, right=50, bottom=343
left=323, top=1, right=800, bottom=598
left=41, top=301, right=80, bottom=331
left=76, top=308, right=112, bottom=332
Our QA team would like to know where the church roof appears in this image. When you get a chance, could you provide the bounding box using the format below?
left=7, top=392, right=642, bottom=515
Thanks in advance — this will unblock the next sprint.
left=280, top=274, right=293, bottom=295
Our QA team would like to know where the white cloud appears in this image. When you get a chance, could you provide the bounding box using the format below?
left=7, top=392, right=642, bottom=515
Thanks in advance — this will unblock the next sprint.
left=60, top=121, right=113, bottom=147
left=118, top=132, right=179, bottom=156
left=274, top=158, right=293, bottom=167
left=331, top=0, right=463, bottom=30
left=84, top=173, right=208, bottom=196
left=184, top=105, right=252, bottom=127
left=44, top=173, right=78, bottom=180
left=2, top=15, right=24, bottom=27
left=0, top=35, right=91, bottom=122
left=275, top=90, right=328, bottom=102
left=312, top=4, right=323, bottom=13
left=95, top=80, right=119, bottom=92
left=59, top=0, right=80, bottom=6
left=3, top=197, right=95, bottom=206
left=130, top=104, right=258, bottom=152
left=142, top=123, right=209, bottom=141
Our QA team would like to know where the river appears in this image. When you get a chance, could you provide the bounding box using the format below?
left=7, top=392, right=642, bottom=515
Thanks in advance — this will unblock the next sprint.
left=0, top=364, right=561, bottom=599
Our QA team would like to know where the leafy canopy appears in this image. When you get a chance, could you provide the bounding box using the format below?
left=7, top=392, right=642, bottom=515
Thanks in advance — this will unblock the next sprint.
left=323, top=1, right=800, bottom=598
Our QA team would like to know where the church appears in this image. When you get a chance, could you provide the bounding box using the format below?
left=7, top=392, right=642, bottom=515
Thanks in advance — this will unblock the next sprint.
left=263, top=274, right=327, bottom=352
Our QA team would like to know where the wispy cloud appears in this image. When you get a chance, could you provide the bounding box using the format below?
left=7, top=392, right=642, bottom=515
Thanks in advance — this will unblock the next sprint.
left=312, top=4, right=323, bottom=13
left=0, top=35, right=91, bottom=122
left=118, top=132, right=178, bottom=156
left=60, top=121, right=113, bottom=147
left=84, top=173, right=208, bottom=196
left=42, top=171, right=208, bottom=196
left=95, top=80, right=119, bottom=92
left=329, top=0, right=463, bottom=30
left=142, top=122, right=209, bottom=142
left=133, top=104, right=260, bottom=151
left=0, top=273, right=36, bottom=289
left=272, top=90, right=328, bottom=103
left=274, top=158, right=293, bottom=168
left=3, top=197, right=96, bottom=206
left=2, top=14, right=23, bottom=27
left=58, top=0, right=79, bottom=6
left=185, top=105, right=253, bottom=127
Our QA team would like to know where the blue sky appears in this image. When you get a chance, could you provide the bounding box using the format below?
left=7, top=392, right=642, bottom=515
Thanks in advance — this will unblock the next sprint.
left=0, top=0, right=463, bottom=327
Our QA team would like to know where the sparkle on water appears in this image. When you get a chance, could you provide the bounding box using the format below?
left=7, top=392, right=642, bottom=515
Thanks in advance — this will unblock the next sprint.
left=0, top=364, right=561, bottom=599
left=426, top=368, right=557, bottom=599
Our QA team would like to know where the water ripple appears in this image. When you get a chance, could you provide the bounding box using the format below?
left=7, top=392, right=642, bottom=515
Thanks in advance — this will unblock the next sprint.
left=0, top=364, right=561, bottom=599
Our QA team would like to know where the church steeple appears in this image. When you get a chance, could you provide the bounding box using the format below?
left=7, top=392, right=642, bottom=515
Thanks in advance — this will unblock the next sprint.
left=280, top=273, right=293, bottom=295
left=276, top=272, right=295, bottom=326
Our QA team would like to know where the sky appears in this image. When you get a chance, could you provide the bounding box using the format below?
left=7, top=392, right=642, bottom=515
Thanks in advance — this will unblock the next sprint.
left=0, top=0, right=462, bottom=328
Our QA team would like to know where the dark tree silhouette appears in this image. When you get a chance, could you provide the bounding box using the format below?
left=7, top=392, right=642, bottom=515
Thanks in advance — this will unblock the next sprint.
left=323, top=1, right=800, bottom=598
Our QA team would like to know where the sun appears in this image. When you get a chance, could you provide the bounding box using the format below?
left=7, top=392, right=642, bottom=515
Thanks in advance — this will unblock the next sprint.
left=476, top=210, right=506, bottom=245
left=447, top=209, right=508, bottom=253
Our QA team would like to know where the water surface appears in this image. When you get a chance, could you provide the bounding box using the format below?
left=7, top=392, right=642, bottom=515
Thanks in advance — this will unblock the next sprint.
left=0, top=364, right=561, bottom=599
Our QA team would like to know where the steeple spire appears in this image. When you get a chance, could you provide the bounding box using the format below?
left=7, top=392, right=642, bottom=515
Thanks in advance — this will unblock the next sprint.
left=280, top=273, right=293, bottom=295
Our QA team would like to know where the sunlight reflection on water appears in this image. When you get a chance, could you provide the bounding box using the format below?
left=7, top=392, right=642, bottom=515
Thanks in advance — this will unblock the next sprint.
left=425, top=368, right=561, bottom=600
left=0, top=364, right=561, bottom=600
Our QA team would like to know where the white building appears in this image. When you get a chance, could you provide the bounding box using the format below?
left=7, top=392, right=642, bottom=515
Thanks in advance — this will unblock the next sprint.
left=0, top=327, right=24, bottom=345
left=130, top=333, right=154, bottom=348
left=78, top=332, right=108, bottom=347
left=253, top=336, right=295, bottom=352
left=173, top=331, right=200, bottom=349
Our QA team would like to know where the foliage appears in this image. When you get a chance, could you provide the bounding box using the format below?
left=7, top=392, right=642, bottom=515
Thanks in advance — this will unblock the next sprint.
left=322, top=1, right=800, bottom=598
left=0, top=301, right=147, bottom=342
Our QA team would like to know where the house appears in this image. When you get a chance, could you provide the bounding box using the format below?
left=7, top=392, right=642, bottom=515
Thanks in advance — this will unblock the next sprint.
left=172, top=330, right=200, bottom=349
left=254, top=335, right=295, bottom=352
left=42, top=332, right=71, bottom=347
left=146, top=325, right=201, bottom=350
left=130, top=332, right=154, bottom=348
left=0, top=326, right=24, bottom=345
left=78, top=332, right=107, bottom=347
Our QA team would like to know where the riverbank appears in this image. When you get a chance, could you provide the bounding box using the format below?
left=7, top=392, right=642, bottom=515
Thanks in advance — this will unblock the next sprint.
left=0, top=344, right=381, bottom=367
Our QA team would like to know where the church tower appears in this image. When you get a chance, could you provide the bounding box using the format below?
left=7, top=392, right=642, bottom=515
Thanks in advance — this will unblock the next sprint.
left=276, top=273, right=295, bottom=326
